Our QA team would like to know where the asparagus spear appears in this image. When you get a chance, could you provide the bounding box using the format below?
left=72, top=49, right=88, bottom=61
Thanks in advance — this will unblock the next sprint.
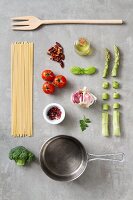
left=113, top=110, right=121, bottom=136
left=102, top=93, right=109, bottom=100
left=102, top=49, right=111, bottom=78
left=112, top=81, right=119, bottom=89
left=113, top=103, right=120, bottom=109
left=113, top=92, right=120, bottom=99
left=111, top=45, right=120, bottom=77
left=102, top=81, right=109, bottom=89
left=102, top=112, right=109, bottom=136
left=102, top=103, right=110, bottom=111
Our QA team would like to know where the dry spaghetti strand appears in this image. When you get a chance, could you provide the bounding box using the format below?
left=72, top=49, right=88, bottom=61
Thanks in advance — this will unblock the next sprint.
left=11, top=42, right=34, bottom=137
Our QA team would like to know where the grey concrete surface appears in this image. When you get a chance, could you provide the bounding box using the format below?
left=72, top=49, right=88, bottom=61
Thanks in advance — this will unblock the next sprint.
left=0, top=0, right=133, bottom=199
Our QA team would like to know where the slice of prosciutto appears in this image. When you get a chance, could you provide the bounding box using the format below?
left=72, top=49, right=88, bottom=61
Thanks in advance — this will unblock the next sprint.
left=71, top=87, right=97, bottom=108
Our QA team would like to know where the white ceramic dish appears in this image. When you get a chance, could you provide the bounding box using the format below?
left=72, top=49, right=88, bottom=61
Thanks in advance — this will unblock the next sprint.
left=43, top=103, right=65, bottom=125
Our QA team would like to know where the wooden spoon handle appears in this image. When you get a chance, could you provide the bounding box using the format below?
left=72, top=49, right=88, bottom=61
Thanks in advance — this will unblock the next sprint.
left=42, top=19, right=123, bottom=25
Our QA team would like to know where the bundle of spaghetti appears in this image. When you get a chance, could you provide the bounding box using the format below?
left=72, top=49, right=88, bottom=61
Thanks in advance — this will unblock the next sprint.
left=11, top=42, right=34, bottom=137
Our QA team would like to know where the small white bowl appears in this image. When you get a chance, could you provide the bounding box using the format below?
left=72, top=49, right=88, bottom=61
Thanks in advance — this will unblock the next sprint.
left=43, top=103, right=65, bottom=125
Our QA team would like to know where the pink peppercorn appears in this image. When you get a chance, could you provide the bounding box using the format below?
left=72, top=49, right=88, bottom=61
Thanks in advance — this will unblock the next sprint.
left=47, top=106, right=62, bottom=120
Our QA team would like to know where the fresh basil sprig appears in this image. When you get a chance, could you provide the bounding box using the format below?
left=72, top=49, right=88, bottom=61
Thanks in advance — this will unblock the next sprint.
left=80, top=116, right=91, bottom=132
left=70, top=66, right=96, bottom=75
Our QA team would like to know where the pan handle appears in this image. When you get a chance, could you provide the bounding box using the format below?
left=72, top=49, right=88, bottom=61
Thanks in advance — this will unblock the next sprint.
left=87, top=152, right=125, bottom=162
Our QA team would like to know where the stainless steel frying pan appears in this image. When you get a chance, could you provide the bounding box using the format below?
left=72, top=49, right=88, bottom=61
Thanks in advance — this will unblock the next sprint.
left=39, top=135, right=124, bottom=181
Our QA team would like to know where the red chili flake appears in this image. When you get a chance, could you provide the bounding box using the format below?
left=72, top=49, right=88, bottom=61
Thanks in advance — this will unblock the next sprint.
left=47, top=42, right=65, bottom=68
left=47, top=106, right=62, bottom=120
left=56, top=42, right=63, bottom=48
